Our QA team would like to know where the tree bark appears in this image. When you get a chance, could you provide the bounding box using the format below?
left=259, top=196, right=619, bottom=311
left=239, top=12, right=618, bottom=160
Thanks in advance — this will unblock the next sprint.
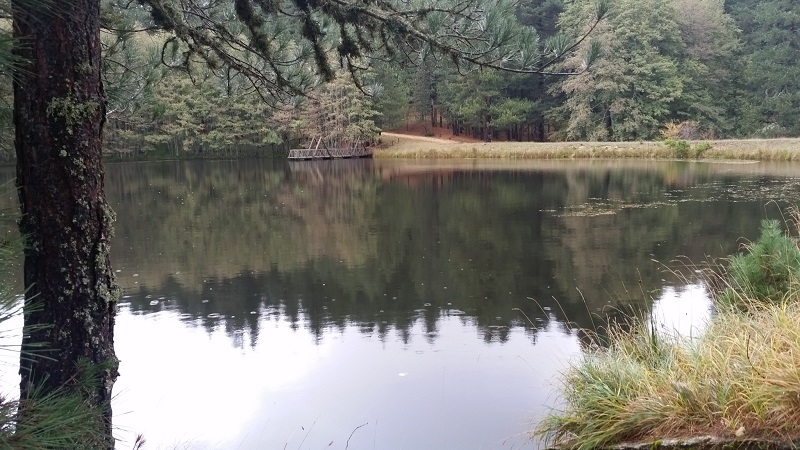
left=13, top=0, right=118, bottom=447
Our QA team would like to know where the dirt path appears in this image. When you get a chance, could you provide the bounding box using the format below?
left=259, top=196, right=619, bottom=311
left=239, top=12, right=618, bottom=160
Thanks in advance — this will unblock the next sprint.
left=381, top=132, right=461, bottom=144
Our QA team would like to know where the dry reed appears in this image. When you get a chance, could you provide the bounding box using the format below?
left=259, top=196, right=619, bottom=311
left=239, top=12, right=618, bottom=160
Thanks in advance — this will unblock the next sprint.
left=375, top=137, right=800, bottom=161
left=539, top=212, right=800, bottom=450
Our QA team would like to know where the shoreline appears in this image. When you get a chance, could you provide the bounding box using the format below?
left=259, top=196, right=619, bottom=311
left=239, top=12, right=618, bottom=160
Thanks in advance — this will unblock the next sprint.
left=63, top=137, right=800, bottom=164
left=550, top=435, right=800, bottom=450
left=538, top=219, right=800, bottom=450
left=374, top=137, right=800, bottom=161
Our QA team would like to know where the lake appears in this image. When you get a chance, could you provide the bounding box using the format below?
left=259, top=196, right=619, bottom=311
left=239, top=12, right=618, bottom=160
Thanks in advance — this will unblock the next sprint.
left=2, top=158, right=800, bottom=449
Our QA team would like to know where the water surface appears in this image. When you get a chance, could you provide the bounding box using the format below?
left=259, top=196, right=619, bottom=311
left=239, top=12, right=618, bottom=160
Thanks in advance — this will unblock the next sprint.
left=3, top=158, right=800, bottom=449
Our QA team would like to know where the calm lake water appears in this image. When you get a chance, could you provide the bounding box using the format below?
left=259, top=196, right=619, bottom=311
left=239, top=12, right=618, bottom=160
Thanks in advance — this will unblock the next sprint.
left=3, top=158, right=800, bottom=449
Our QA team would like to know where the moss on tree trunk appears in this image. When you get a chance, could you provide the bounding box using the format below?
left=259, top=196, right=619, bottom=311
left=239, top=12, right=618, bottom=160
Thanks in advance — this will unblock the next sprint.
left=12, top=0, right=119, bottom=447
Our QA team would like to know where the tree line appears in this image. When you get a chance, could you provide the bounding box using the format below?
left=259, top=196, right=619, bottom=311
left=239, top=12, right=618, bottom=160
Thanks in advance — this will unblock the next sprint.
left=92, top=0, right=797, bottom=159
left=401, top=0, right=798, bottom=142
left=376, top=0, right=798, bottom=142
left=4, top=0, right=792, bottom=163
left=0, top=0, right=788, bottom=160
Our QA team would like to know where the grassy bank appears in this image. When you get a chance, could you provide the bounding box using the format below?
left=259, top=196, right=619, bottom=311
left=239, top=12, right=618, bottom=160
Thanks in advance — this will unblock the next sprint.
left=375, top=137, right=800, bottom=161
left=539, top=219, right=800, bottom=450
left=540, top=303, right=800, bottom=449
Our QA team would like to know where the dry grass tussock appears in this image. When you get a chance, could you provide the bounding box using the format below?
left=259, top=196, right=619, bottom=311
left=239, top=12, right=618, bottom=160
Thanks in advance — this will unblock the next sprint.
left=375, top=137, right=800, bottom=161
left=539, top=212, right=800, bottom=450
left=539, top=301, right=800, bottom=450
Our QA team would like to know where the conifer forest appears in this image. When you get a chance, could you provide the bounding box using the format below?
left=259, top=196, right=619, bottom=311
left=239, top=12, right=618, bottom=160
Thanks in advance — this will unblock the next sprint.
left=2, top=0, right=794, bottom=161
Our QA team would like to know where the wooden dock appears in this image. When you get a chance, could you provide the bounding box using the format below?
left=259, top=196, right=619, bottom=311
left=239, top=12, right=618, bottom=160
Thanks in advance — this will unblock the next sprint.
left=287, top=146, right=373, bottom=160
left=288, top=137, right=373, bottom=160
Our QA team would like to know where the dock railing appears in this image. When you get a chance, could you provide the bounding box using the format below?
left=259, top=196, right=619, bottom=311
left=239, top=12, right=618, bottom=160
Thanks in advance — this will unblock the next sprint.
left=288, top=138, right=373, bottom=160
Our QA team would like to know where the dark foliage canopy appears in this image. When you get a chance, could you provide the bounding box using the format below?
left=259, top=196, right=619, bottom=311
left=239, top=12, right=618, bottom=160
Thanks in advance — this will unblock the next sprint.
left=124, top=0, right=605, bottom=99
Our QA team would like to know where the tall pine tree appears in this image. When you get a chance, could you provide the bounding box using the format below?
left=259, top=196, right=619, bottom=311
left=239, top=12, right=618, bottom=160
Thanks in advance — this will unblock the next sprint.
left=725, top=0, right=800, bottom=136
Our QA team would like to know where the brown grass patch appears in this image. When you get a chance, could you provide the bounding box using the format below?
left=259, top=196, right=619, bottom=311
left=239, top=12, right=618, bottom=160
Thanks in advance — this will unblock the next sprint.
left=375, top=137, right=800, bottom=161
left=538, top=299, right=800, bottom=450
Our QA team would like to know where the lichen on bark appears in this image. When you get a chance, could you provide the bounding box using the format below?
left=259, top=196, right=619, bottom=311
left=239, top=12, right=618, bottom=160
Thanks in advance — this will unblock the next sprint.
left=12, top=0, right=119, bottom=447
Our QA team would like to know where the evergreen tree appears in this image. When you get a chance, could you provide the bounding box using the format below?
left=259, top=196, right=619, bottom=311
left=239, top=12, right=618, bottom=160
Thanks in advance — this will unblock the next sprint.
left=441, top=69, right=537, bottom=141
left=725, top=0, right=800, bottom=136
left=669, top=0, right=740, bottom=137
left=410, top=49, right=446, bottom=131
left=13, top=2, right=119, bottom=445
left=515, top=0, right=566, bottom=140
left=551, top=0, right=738, bottom=140
left=370, top=62, right=412, bottom=130
left=276, top=75, right=382, bottom=148
left=517, top=0, right=565, bottom=38
left=143, top=68, right=282, bottom=155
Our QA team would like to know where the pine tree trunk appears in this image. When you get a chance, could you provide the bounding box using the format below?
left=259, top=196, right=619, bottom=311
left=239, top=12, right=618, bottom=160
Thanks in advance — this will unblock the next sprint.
left=13, top=1, right=119, bottom=447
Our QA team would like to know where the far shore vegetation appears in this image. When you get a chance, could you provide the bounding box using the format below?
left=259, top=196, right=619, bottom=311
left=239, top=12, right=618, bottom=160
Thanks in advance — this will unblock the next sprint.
left=537, top=215, right=800, bottom=449
left=93, top=134, right=800, bottom=164
left=374, top=136, right=800, bottom=161
left=97, top=133, right=800, bottom=161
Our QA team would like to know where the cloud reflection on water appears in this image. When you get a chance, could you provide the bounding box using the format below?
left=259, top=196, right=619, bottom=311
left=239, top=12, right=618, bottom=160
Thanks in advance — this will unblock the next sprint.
left=113, top=306, right=579, bottom=450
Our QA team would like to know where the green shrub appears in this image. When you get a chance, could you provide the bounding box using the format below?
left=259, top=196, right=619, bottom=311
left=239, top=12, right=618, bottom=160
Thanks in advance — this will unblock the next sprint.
left=716, top=220, right=800, bottom=306
left=664, top=139, right=690, bottom=158
left=693, top=141, right=712, bottom=158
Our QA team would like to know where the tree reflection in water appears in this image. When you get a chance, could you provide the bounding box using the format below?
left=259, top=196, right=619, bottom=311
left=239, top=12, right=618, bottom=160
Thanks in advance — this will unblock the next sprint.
left=106, top=158, right=791, bottom=347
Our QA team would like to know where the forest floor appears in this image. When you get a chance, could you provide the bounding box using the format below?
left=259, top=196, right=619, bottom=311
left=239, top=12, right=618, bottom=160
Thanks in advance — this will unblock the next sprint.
left=382, top=123, right=482, bottom=143
left=377, top=128, right=800, bottom=161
